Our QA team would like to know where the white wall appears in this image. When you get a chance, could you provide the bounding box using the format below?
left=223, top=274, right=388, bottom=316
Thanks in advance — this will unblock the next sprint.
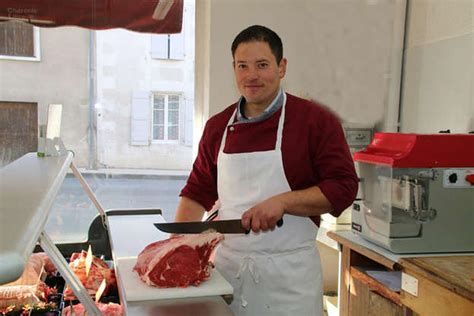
left=195, top=0, right=407, bottom=140
left=0, top=27, right=91, bottom=166
left=400, top=0, right=473, bottom=133
left=194, top=0, right=211, bottom=157
left=95, top=0, right=195, bottom=170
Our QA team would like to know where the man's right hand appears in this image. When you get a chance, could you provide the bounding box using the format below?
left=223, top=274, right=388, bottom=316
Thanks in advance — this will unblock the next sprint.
left=241, top=195, right=286, bottom=233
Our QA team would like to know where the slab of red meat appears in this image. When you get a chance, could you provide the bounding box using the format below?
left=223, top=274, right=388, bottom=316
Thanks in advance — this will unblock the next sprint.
left=133, top=232, right=224, bottom=288
left=63, top=302, right=123, bottom=316
left=63, top=251, right=116, bottom=300
left=30, top=253, right=56, bottom=275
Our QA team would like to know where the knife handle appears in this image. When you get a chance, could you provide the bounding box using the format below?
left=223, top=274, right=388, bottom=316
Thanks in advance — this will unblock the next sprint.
left=276, top=218, right=284, bottom=227
left=244, top=218, right=284, bottom=234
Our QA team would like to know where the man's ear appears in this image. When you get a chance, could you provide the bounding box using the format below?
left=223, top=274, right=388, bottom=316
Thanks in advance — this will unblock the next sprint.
left=279, top=58, right=287, bottom=78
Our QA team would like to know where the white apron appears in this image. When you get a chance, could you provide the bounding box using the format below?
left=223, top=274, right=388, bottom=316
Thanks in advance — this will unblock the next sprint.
left=214, top=94, right=324, bottom=316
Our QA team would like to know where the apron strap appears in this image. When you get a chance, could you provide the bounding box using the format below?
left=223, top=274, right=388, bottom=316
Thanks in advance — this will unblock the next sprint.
left=218, top=108, right=237, bottom=154
left=236, top=256, right=260, bottom=283
left=275, top=93, right=287, bottom=151
left=235, top=256, right=260, bottom=309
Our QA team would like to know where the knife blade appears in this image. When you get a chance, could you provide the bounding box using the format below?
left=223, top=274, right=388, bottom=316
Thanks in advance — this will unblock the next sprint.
left=154, top=218, right=283, bottom=234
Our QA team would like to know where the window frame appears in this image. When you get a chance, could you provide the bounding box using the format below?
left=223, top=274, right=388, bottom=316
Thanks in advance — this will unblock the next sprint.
left=0, top=24, right=41, bottom=61
left=151, top=92, right=181, bottom=144
left=150, top=33, right=185, bottom=60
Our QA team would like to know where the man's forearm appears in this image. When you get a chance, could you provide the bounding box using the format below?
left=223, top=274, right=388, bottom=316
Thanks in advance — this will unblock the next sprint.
left=277, top=186, right=332, bottom=217
left=175, top=196, right=207, bottom=222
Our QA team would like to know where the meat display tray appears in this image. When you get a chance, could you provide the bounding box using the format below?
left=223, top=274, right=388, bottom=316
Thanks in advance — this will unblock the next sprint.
left=43, top=274, right=66, bottom=316
left=0, top=256, right=119, bottom=316
left=1, top=154, right=233, bottom=315
left=116, top=257, right=233, bottom=302
left=1, top=274, right=64, bottom=316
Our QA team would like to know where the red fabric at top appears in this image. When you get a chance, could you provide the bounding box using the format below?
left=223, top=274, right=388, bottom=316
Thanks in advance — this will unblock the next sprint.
left=180, top=93, right=358, bottom=226
left=0, top=0, right=183, bottom=34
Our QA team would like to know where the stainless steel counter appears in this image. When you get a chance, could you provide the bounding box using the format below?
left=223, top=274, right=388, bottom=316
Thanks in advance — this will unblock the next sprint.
left=105, top=210, right=234, bottom=316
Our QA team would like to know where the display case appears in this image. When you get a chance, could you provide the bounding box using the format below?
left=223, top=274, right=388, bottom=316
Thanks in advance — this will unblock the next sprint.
left=0, top=152, right=102, bottom=314
left=0, top=152, right=233, bottom=315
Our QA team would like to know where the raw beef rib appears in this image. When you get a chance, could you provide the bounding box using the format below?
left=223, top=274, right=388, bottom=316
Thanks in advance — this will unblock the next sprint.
left=133, top=232, right=224, bottom=288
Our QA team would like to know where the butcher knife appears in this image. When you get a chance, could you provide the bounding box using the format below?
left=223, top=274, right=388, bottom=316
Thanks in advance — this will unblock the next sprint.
left=154, top=218, right=283, bottom=234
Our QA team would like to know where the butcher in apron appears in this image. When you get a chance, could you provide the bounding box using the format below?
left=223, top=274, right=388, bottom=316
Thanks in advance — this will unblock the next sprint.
left=214, top=92, right=323, bottom=315
left=174, top=24, right=358, bottom=316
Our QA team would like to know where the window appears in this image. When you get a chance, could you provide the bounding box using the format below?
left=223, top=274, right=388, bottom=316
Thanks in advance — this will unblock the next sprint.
left=151, top=33, right=184, bottom=60
left=152, top=93, right=180, bottom=142
left=0, top=21, right=40, bottom=61
left=0, top=101, right=38, bottom=167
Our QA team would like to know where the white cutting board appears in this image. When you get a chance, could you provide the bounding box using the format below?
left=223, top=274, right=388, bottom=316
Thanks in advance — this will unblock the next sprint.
left=116, top=257, right=233, bottom=301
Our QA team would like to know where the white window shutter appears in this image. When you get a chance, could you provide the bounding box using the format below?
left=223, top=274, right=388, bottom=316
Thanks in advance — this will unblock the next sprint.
left=151, top=35, right=168, bottom=59
left=179, top=97, right=185, bottom=145
left=169, top=32, right=184, bottom=60
left=183, top=98, right=193, bottom=146
left=131, top=91, right=150, bottom=146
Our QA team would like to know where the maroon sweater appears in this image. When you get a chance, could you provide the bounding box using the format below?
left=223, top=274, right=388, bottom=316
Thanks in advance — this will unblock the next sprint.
left=180, top=93, right=358, bottom=226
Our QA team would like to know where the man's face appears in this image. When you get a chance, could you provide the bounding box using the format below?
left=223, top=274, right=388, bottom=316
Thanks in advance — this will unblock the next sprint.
left=233, top=41, right=287, bottom=109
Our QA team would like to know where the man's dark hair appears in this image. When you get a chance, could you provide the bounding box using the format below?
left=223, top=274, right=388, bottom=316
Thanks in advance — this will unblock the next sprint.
left=231, top=25, right=283, bottom=64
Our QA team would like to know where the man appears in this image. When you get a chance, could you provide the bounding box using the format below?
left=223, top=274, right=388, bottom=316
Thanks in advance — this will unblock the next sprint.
left=175, top=25, right=358, bottom=315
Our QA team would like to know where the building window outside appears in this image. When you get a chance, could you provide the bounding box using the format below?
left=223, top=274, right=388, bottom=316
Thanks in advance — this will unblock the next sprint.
left=152, top=93, right=180, bottom=142
left=150, top=33, right=184, bottom=60
left=0, top=21, right=40, bottom=61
